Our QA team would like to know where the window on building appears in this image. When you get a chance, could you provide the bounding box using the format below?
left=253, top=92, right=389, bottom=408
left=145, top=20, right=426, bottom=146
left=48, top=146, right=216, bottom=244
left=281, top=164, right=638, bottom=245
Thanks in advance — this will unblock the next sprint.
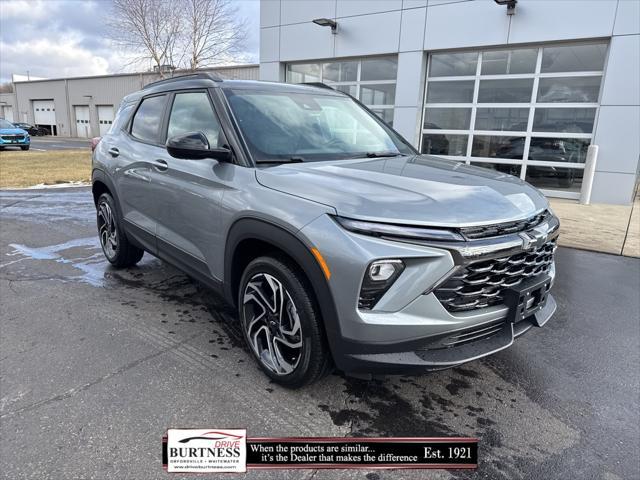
left=286, top=56, right=398, bottom=126
left=422, top=41, right=606, bottom=197
left=130, top=95, right=167, bottom=143
left=167, top=92, right=223, bottom=147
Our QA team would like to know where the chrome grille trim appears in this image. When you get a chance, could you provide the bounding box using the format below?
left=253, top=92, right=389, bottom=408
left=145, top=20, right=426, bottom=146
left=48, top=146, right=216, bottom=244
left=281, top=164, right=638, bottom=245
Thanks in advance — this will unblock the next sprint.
left=434, top=238, right=557, bottom=312
left=443, top=323, right=504, bottom=347
left=418, top=320, right=507, bottom=351
left=460, top=210, right=550, bottom=240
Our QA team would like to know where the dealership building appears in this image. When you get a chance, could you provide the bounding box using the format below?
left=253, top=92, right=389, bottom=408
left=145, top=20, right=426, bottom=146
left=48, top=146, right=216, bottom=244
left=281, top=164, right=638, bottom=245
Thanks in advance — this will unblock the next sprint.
left=259, top=0, right=639, bottom=205
left=0, top=64, right=258, bottom=137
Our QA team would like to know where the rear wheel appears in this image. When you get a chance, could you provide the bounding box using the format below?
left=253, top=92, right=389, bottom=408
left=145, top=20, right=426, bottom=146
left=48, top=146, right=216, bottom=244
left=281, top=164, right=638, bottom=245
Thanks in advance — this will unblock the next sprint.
left=96, top=192, right=144, bottom=268
left=239, top=255, right=331, bottom=388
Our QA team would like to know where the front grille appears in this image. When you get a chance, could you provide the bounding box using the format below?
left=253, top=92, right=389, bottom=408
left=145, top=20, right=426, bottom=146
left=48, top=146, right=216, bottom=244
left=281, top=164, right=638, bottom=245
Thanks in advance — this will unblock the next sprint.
left=435, top=239, right=557, bottom=312
left=421, top=321, right=506, bottom=351
left=460, top=211, right=549, bottom=240
left=1, top=135, right=25, bottom=141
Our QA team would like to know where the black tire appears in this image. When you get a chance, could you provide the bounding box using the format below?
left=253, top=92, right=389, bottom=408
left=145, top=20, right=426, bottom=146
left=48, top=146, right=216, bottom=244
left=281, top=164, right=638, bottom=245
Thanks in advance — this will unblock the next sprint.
left=21, top=146, right=30, bottom=151
left=96, top=192, right=144, bottom=268
left=238, top=255, right=332, bottom=388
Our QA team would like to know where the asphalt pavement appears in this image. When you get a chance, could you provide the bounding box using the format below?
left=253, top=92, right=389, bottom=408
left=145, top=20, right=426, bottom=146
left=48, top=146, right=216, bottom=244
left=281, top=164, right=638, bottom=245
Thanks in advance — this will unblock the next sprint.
left=27, top=136, right=91, bottom=151
left=0, top=187, right=638, bottom=480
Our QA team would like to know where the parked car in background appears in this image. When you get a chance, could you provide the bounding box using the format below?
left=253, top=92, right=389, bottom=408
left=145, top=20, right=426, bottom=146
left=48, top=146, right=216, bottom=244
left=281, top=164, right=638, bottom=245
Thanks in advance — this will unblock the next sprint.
left=12, top=122, right=48, bottom=136
left=0, top=119, right=30, bottom=150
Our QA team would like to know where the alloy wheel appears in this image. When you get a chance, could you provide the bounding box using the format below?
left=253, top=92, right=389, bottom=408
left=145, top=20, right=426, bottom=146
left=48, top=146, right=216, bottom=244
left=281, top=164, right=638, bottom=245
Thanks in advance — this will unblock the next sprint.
left=97, top=201, right=118, bottom=259
left=242, top=273, right=303, bottom=375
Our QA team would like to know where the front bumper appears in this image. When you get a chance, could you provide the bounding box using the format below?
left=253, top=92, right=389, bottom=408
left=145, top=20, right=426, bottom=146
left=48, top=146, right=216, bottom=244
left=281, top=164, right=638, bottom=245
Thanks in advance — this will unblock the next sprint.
left=0, top=135, right=30, bottom=146
left=299, top=214, right=558, bottom=375
left=338, top=294, right=556, bottom=375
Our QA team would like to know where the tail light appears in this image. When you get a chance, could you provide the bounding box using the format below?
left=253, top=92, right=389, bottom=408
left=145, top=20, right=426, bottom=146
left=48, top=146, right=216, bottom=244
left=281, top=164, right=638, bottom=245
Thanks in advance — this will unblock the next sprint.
left=91, top=137, right=102, bottom=152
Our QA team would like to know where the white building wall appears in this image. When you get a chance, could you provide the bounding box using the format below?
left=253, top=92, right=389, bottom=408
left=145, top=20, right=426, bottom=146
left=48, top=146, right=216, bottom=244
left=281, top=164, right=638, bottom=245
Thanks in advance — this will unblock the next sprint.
left=0, top=92, right=17, bottom=121
left=260, top=0, right=639, bottom=205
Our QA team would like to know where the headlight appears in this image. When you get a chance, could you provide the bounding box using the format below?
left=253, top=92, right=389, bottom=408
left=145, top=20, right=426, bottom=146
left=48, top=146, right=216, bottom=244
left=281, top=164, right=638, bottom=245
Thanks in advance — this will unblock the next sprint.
left=359, top=259, right=404, bottom=310
left=334, top=216, right=464, bottom=242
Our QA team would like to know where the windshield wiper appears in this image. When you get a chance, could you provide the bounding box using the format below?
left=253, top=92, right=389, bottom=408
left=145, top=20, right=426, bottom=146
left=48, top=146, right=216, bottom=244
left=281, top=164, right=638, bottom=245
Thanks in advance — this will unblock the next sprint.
left=363, top=151, right=405, bottom=158
left=256, top=156, right=305, bottom=164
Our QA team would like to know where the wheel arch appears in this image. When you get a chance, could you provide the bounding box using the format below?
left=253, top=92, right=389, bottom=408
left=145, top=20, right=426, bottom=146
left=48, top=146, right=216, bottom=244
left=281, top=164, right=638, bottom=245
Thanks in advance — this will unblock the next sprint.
left=92, top=169, right=123, bottom=218
left=224, top=217, right=342, bottom=347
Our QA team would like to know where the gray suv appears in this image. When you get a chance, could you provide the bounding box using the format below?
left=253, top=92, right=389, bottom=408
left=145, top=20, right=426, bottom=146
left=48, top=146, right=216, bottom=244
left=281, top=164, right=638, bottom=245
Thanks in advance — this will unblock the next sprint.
left=92, top=73, right=559, bottom=387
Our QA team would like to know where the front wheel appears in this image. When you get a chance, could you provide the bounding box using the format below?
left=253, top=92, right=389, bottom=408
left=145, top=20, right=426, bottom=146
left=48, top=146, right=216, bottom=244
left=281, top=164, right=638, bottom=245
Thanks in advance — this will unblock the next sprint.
left=21, top=145, right=30, bottom=150
left=96, top=192, right=144, bottom=268
left=239, top=255, right=332, bottom=388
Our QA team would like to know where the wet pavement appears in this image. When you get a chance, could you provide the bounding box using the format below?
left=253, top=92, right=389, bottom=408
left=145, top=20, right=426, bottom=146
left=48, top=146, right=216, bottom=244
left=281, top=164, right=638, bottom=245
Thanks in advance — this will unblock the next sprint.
left=1, top=187, right=638, bottom=480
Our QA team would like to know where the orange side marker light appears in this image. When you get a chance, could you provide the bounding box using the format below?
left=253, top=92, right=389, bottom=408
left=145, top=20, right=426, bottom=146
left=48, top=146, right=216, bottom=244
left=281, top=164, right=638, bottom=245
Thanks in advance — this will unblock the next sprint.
left=311, top=247, right=331, bottom=280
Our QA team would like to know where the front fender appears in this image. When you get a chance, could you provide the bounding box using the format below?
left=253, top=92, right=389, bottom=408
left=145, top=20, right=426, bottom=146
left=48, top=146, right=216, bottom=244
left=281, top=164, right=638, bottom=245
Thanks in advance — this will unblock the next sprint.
left=223, top=217, right=343, bottom=357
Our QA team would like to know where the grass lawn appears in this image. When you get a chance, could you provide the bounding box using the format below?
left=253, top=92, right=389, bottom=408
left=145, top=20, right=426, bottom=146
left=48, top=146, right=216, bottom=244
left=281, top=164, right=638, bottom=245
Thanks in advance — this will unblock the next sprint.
left=0, top=149, right=91, bottom=188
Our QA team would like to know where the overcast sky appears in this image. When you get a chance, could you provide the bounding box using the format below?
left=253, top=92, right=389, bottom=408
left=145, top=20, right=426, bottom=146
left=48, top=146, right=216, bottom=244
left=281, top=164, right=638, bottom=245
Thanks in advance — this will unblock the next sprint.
left=0, top=0, right=260, bottom=83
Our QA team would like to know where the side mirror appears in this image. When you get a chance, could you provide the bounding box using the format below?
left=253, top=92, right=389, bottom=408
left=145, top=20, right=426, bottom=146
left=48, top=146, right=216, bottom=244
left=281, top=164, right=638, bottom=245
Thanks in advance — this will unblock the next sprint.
left=166, top=131, right=231, bottom=162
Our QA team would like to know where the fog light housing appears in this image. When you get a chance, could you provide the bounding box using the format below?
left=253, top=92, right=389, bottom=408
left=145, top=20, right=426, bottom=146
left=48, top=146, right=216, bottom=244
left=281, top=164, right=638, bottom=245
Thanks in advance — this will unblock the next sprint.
left=358, top=259, right=404, bottom=310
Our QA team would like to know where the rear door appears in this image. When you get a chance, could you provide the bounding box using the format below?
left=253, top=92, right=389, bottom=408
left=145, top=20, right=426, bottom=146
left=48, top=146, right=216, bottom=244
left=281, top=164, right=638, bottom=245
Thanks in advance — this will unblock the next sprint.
left=110, top=94, right=169, bottom=253
left=150, top=90, right=229, bottom=279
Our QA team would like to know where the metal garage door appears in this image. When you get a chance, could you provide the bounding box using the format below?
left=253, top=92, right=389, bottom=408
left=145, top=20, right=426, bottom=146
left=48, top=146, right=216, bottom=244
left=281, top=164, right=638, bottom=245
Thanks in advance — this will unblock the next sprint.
left=2, top=105, right=14, bottom=122
left=75, top=105, right=91, bottom=138
left=33, top=100, right=56, bottom=134
left=97, top=105, right=114, bottom=136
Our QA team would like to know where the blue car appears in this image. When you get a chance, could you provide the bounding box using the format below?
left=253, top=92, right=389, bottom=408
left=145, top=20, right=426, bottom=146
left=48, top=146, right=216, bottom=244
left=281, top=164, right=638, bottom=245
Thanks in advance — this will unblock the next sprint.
left=0, top=118, right=30, bottom=150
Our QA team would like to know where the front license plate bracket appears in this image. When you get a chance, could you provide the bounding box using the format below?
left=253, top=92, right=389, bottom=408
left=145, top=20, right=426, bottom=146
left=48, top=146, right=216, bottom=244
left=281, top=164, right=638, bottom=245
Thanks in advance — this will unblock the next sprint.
left=504, top=275, right=551, bottom=323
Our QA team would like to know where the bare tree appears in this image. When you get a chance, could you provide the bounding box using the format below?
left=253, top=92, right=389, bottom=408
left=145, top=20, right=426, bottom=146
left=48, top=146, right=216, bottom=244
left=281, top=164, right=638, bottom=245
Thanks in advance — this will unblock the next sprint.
left=108, top=0, right=182, bottom=77
left=0, top=82, right=13, bottom=93
left=108, top=0, right=248, bottom=75
left=180, top=0, right=248, bottom=70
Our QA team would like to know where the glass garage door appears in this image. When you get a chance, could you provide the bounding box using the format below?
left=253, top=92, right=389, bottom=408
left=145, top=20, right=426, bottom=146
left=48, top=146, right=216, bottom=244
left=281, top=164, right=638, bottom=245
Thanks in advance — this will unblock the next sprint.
left=421, top=42, right=607, bottom=198
left=286, top=56, right=397, bottom=126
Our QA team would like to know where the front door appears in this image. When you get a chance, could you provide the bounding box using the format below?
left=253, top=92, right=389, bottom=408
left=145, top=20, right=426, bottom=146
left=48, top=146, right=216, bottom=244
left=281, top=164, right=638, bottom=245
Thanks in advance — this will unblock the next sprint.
left=151, top=90, right=229, bottom=280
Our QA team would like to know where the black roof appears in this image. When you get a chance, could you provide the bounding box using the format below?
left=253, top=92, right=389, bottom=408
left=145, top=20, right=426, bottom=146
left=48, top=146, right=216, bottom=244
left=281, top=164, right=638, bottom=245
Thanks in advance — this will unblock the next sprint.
left=122, top=75, right=343, bottom=104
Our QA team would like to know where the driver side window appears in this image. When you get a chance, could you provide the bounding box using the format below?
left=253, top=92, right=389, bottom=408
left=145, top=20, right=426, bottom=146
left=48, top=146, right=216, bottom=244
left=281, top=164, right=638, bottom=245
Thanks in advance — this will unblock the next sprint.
left=167, top=92, right=223, bottom=148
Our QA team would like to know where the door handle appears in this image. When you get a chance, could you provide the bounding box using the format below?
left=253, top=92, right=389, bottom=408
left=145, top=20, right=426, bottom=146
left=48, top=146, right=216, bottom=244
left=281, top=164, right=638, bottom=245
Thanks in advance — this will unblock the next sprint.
left=108, top=147, right=120, bottom=157
left=151, top=159, right=168, bottom=171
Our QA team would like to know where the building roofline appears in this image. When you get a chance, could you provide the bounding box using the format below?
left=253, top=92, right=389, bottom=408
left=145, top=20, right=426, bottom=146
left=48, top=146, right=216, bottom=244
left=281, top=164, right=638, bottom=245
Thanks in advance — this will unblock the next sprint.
left=11, top=64, right=259, bottom=85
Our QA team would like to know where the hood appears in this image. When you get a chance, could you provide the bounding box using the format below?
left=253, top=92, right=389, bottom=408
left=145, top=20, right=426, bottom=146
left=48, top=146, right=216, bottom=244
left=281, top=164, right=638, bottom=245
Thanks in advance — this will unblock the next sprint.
left=255, top=155, right=548, bottom=227
left=0, top=128, right=28, bottom=135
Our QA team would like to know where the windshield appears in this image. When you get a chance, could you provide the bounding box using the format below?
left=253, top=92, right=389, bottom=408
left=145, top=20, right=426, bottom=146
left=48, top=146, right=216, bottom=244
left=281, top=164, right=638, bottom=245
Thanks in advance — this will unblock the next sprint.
left=0, top=119, right=15, bottom=129
left=223, top=89, right=414, bottom=162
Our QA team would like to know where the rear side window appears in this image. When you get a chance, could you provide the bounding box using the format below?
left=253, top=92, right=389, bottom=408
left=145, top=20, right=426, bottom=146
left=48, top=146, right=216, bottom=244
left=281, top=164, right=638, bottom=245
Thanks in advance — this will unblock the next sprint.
left=167, top=92, right=223, bottom=148
left=131, top=95, right=167, bottom=143
left=109, top=103, right=135, bottom=134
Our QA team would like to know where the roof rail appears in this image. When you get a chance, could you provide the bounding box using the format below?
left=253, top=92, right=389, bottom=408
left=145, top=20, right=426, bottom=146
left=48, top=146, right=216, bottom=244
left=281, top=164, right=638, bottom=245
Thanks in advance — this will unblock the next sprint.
left=301, top=82, right=335, bottom=91
left=143, top=72, right=223, bottom=90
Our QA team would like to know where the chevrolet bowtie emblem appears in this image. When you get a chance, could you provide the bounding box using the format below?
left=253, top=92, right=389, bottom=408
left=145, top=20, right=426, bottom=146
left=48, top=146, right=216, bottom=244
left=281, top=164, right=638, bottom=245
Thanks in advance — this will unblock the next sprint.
left=519, top=229, right=547, bottom=251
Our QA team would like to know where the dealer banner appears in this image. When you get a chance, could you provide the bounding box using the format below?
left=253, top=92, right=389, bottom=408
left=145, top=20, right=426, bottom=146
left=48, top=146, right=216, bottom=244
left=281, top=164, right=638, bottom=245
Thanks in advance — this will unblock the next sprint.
left=162, top=430, right=477, bottom=472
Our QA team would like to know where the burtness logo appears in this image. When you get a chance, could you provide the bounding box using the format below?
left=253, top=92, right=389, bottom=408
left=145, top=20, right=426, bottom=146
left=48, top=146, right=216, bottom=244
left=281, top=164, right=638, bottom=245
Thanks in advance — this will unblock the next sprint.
left=166, top=429, right=247, bottom=473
